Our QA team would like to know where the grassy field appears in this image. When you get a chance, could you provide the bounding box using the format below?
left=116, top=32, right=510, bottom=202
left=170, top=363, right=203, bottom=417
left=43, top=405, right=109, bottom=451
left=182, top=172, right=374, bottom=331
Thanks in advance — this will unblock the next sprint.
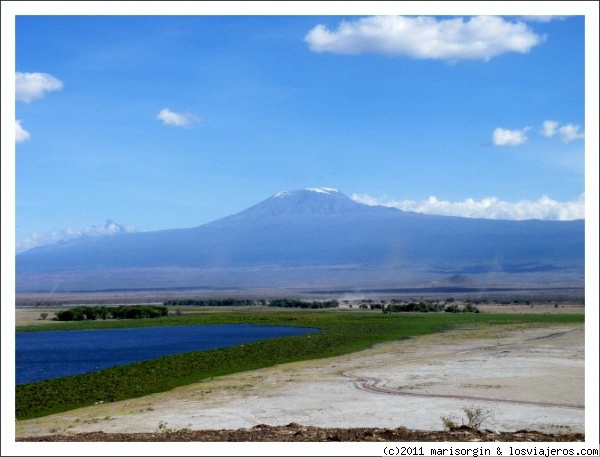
left=15, top=308, right=584, bottom=420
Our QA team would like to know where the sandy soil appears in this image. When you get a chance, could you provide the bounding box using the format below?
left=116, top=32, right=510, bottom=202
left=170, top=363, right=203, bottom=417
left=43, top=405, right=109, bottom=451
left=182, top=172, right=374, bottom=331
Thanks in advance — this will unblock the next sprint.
left=16, top=323, right=585, bottom=438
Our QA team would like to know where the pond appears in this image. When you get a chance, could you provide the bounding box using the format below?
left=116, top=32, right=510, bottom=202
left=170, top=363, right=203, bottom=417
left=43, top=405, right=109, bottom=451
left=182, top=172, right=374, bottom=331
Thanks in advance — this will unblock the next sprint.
left=16, top=324, right=318, bottom=385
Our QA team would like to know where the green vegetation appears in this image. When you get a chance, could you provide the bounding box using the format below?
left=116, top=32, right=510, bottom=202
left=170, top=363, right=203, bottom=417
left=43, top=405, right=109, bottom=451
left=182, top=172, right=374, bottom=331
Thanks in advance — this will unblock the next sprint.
left=15, top=309, right=583, bottom=420
left=54, top=305, right=169, bottom=321
left=163, top=298, right=260, bottom=307
left=381, top=301, right=479, bottom=313
left=268, top=299, right=339, bottom=309
left=163, top=298, right=339, bottom=308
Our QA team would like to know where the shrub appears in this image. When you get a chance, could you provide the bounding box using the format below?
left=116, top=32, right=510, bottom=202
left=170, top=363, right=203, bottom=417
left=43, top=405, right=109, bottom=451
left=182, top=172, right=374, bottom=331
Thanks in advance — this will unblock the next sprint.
left=462, top=406, right=492, bottom=430
left=440, top=414, right=460, bottom=431
left=441, top=406, right=492, bottom=431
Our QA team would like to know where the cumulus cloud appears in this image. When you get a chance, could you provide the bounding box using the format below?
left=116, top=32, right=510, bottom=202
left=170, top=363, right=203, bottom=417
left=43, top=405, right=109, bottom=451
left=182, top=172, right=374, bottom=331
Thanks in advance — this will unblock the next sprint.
left=157, top=108, right=202, bottom=128
left=493, top=121, right=584, bottom=147
left=541, top=120, right=584, bottom=143
left=15, top=120, right=31, bottom=143
left=305, top=16, right=543, bottom=61
left=492, top=127, right=529, bottom=146
left=541, top=120, right=559, bottom=137
left=352, top=193, right=584, bottom=221
left=16, top=72, right=63, bottom=103
left=16, top=220, right=136, bottom=253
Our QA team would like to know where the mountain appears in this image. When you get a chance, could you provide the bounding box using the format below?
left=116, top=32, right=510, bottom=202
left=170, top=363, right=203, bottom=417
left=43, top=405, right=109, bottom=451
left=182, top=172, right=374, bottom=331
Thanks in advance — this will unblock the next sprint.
left=16, top=188, right=585, bottom=293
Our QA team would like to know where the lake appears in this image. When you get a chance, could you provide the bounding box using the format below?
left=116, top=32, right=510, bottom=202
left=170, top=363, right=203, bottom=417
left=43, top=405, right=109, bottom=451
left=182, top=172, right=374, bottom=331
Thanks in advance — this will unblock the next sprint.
left=16, top=324, right=317, bottom=385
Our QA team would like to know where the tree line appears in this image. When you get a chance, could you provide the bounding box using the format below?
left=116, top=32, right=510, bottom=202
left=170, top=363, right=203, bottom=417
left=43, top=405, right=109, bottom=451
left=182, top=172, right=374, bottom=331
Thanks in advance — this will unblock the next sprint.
left=380, top=302, right=445, bottom=313
left=163, top=298, right=263, bottom=307
left=268, top=299, right=339, bottom=309
left=372, top=302, right=479, bottom=313
left=54, top=305, right=169, bottom=321
left=162, top=298, right=339, bottom=309
left=50, top=300, right=476, bottom=320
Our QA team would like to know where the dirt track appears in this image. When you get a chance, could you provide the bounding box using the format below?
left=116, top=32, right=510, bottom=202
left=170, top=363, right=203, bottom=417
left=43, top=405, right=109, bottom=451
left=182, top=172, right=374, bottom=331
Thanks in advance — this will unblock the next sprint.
left=342, top=328, right=584, bottom=410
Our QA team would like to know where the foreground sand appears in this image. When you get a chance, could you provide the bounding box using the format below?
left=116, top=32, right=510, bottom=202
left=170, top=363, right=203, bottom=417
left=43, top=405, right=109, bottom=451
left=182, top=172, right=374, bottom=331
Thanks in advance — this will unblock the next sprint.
left=16, top=322, right=585, bottom=438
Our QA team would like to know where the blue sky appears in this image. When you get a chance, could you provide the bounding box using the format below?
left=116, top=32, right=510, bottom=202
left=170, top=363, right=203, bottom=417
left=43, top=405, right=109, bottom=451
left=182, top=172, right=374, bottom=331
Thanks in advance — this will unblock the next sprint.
left=3, top=3, right=597, bottom=252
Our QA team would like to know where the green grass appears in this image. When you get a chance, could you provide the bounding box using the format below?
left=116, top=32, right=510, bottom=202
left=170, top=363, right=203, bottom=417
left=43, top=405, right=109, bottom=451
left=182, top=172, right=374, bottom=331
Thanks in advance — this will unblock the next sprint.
left=15, top=309, right=583, bottom=420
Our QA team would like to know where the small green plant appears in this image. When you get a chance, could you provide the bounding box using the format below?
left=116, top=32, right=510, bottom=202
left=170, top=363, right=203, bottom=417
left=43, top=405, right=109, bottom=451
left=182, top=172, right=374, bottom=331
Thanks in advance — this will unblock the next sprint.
left=156, top=420, right=174, bottom=434
left=155, top=420, right=192, bottom=435
left=178, top=426, right=192, bottom=434
left=440, top=414, right=460, bottom=431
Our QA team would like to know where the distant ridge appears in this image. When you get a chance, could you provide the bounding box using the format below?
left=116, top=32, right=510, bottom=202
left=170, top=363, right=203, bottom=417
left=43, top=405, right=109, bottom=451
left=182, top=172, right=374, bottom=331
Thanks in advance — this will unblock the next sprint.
left=16, top=188, right=584, bottom=293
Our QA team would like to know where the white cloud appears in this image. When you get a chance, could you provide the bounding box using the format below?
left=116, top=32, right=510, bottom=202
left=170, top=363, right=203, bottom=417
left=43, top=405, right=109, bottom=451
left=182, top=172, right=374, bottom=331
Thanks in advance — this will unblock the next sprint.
left=305, top=16, right=543, bottom=61
left=157, top=108, right=202, bottom=128
left=556, top=124, right=584, bottom=143
left=541, top=120, right=584, bottom=143
left=519, top=16, right=566, bottom=23
left=16, top=72, right=63, bottom=103
left=16, top=220, right=136, bottom=253
left=352, top=193, right=584, bottom=221
left=492, top=127, right=529, bottom=146
left=496, top=120, right=584, bottom=147
left=15, top=120, right=30, bottom=143
left=541, top=120, right=559, bottom=137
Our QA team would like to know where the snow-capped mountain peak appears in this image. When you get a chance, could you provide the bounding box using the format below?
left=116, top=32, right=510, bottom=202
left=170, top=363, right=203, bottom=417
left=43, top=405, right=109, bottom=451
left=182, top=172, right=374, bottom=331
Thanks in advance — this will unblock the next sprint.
left=222, top=187, right=373, bottom=221
left=273, top=187, right=339, bottom=198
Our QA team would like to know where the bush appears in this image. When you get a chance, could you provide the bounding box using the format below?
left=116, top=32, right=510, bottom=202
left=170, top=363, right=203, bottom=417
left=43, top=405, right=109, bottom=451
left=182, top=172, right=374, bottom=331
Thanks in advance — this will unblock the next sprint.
left=462, top=406, right=492, bottom=429
left=441, top=406, right=492, bottom=431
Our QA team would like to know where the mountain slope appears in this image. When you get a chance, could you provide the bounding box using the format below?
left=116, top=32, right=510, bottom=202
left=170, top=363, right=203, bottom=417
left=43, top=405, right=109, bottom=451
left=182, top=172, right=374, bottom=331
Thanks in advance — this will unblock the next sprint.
left=16, top=188, right=585, bottom=293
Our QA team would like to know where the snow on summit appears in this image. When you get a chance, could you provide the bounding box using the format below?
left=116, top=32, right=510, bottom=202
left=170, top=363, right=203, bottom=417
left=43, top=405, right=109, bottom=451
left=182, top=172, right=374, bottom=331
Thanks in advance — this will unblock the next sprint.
left=306, top=188, right=339, bottom=194
left=274, top=188, right=339, bottom=198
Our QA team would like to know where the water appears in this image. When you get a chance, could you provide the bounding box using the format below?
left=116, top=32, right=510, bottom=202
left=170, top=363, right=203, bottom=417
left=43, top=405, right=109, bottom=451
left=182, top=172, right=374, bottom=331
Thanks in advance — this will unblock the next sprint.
left=16, top=324, right=317, bottom=385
